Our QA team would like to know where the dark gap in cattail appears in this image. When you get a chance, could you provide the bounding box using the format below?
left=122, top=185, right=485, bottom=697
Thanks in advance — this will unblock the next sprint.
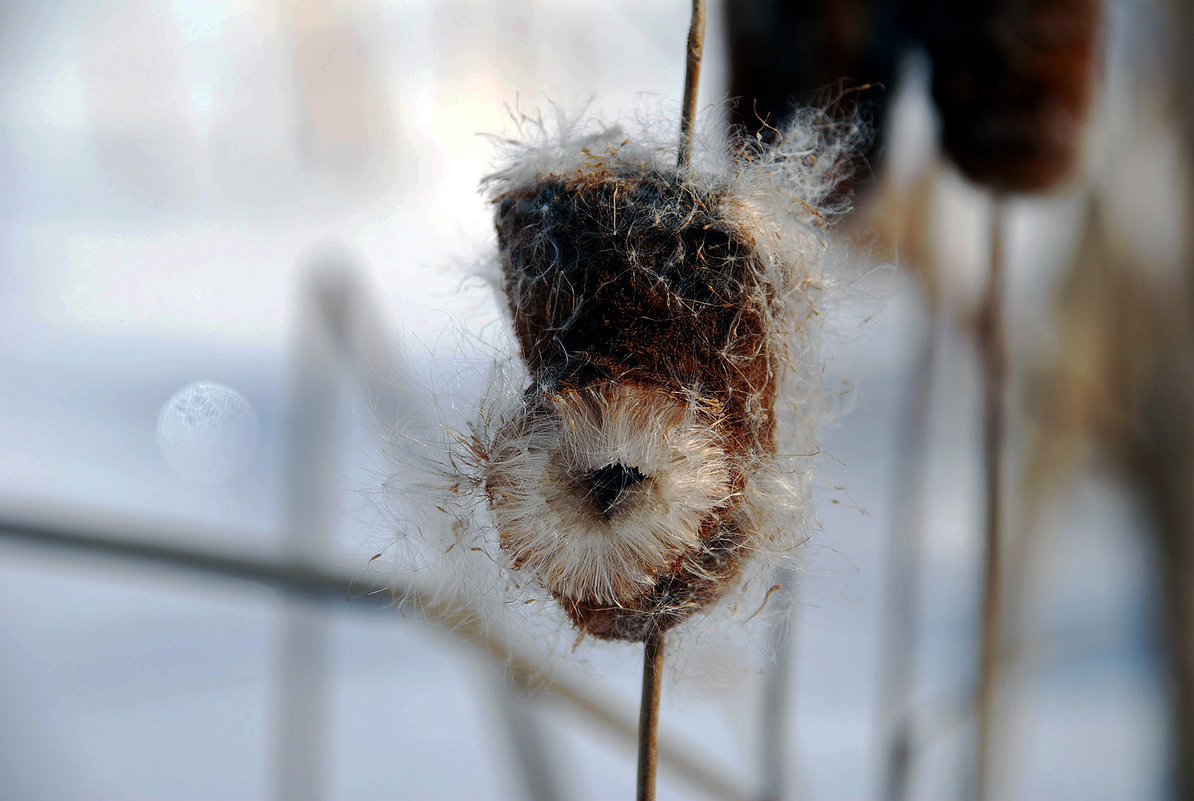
left=587, top=463, right=648, bottom=519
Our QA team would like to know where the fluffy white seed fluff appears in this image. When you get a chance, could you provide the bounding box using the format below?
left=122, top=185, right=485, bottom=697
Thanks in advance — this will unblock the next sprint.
left=485, top=382, right=735, bottom=605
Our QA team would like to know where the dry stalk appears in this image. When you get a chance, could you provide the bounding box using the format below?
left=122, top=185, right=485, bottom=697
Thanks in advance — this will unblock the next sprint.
left=678, top=0, right=705, bottom=169
left=637, top=7, right=703, bottom=799
left=878, top=312, right=940, bottom=801
left=975, top=197, right=1008, bottom=799
left=637, top=630, right=666, bottom=801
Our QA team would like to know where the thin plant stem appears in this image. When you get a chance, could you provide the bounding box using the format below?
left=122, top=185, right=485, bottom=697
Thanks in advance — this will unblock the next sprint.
left=878, top=308, right=940, bottom=801
left=1164, top=8, right=1194, bottom=788
left=678, top=0, right=705, bottom=169
left=634, top=5, right=698, bottom=797
left=975, top=197, right=1007, bottom=800
left=637, top=630, right=666, bottom=801
left=276, top=269, right=347, bottom=801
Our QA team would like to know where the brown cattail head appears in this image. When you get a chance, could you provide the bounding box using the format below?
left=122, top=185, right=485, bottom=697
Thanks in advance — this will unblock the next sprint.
left=925, top=0, right=1102, bottom=192
left=471, top=115, right=854, bottom=641
left=491, top=172, right=771, bottom=641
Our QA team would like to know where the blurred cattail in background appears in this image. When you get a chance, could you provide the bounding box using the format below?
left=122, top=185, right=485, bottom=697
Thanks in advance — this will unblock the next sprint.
left=727, top=0, right=1102, bottom=196
left=725, top=0, right=900, bottom=200
left=921, top=3, right=1103, bottom=797
left=1021, top=1, right=1194, bottom=791
left=924, top=0, right=1101, bottom=192
left=727, top=1, right=1104, bottom=799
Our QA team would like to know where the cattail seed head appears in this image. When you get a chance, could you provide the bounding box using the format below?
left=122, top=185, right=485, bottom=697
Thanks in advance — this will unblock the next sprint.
left=489, top=172, right=769, bottom=641
left=463, top=112, right=854, bottom=642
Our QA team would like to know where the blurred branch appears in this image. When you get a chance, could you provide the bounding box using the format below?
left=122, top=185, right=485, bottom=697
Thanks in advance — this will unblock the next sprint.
left=877, top=308, right=939, bottom=801
left=0, top=510, right=751, bottom=801
left=277, top=254, right=347, bottom=801
left=489, top=669, right=566, bottom=801
left=974, top=198, right=1008, bottom=801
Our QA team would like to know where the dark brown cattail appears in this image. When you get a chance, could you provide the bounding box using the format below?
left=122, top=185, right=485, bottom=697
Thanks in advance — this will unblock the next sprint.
left=465, top=114, right=854, bottom=642
left=725, top=0, right=898, bottom=195
left=490, top=173, right=770, bottom=642
left=925, top=0, right=1102, bottom=192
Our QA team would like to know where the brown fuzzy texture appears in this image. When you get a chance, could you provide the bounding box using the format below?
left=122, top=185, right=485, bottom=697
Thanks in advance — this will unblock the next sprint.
left=496, top=173, right=776, bottom=453
left=558, top=515, right=750, bottom=642
left=491, top=170, right=777, bottom=641
left=925, top=0, right=1101, bottom=192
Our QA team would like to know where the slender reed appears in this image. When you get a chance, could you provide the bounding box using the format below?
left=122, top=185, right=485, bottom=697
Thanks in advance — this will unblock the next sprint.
left=637, top=631, right=666, bottom=801
left=677, top=0, right=705, bottom=169
left=878, top=312, right=940, bottom=801
left=975, top=198, right=1007, bottom=799
left=1167, top=2, right=1194, bottom=785
left=636, top=4, right=704, bottom=798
